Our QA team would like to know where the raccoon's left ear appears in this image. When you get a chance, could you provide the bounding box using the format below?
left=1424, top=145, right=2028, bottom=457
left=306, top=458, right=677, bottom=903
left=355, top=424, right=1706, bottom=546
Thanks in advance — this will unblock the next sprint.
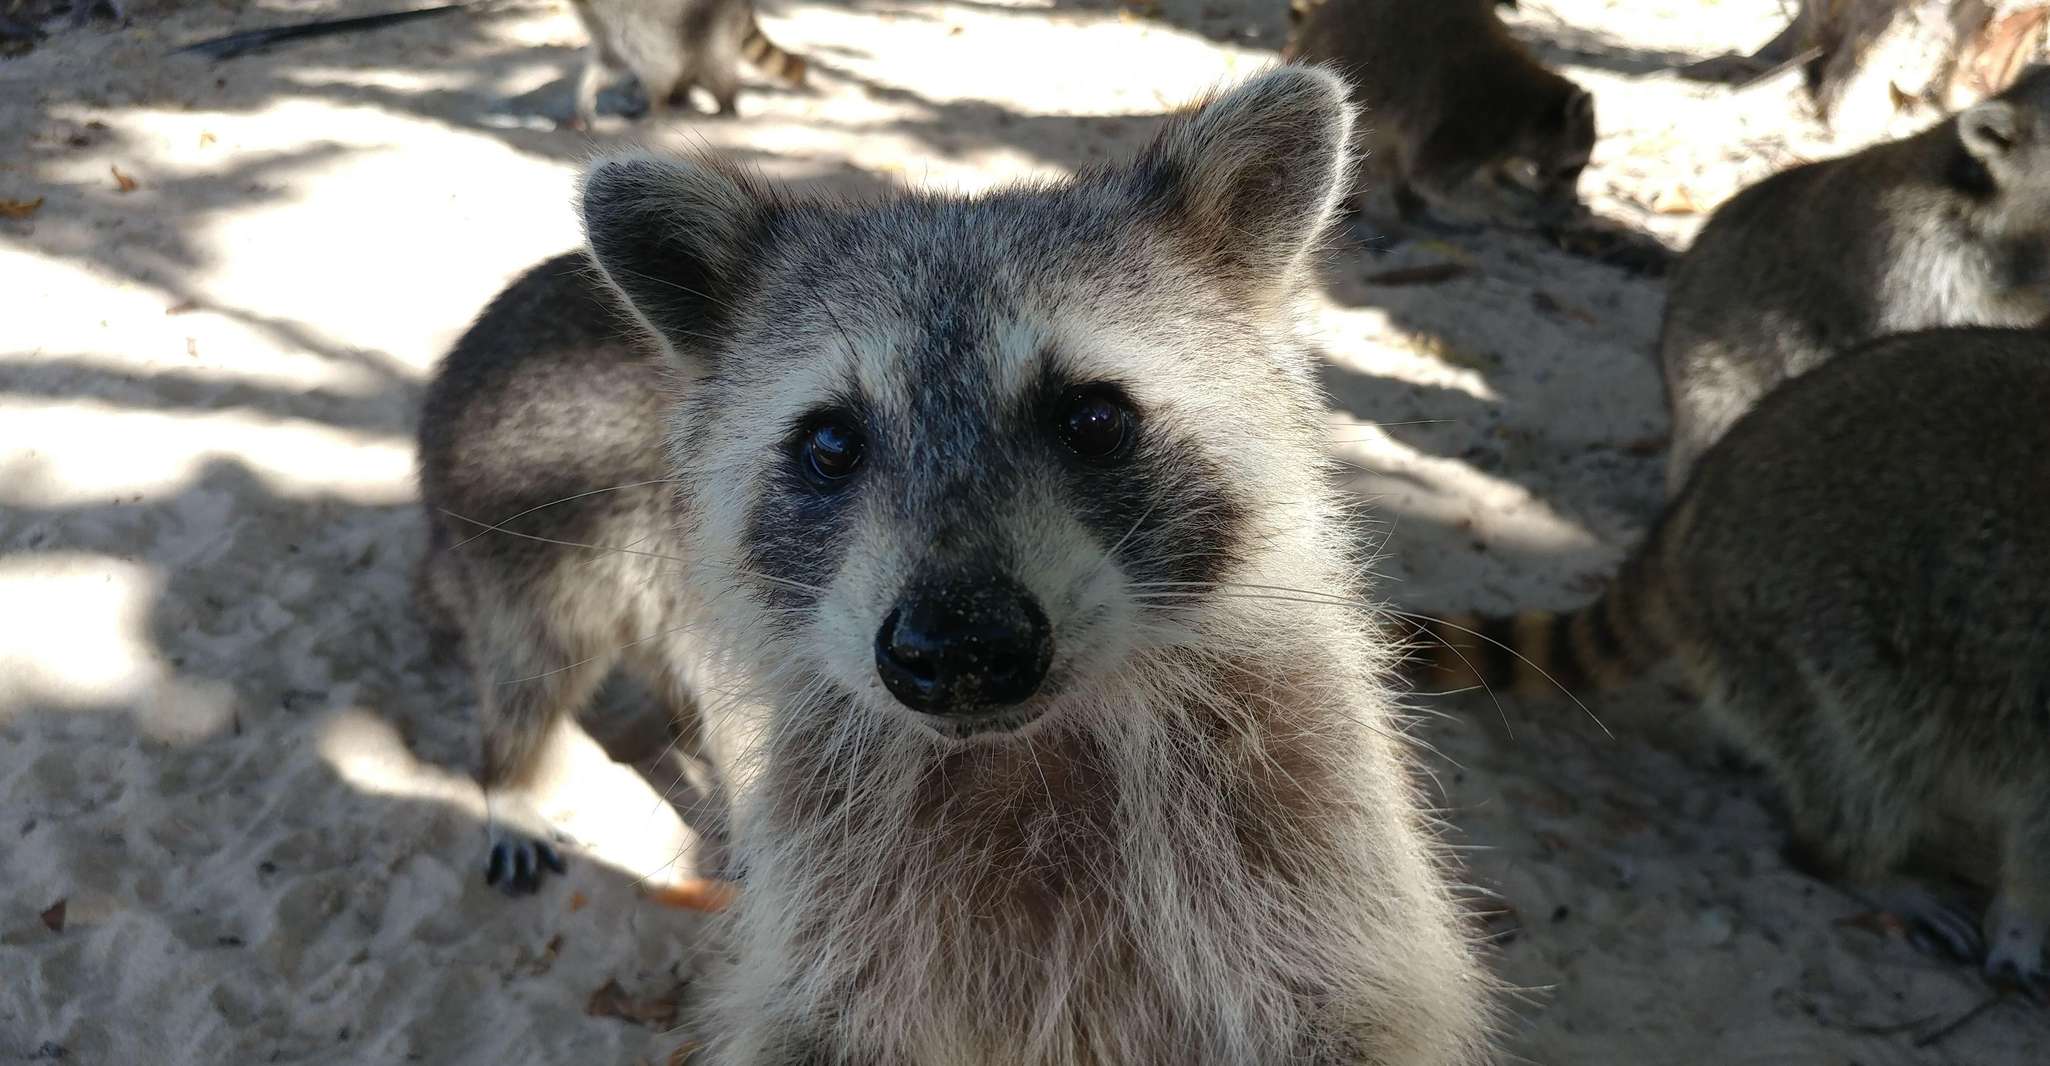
left=578, top=151, right=770, bottom=362
left=1134, top=64, right=1357, bottom=306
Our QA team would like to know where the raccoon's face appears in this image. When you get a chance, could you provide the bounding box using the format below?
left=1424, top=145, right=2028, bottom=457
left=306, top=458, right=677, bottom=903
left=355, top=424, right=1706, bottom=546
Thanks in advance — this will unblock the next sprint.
left=1496, top=85, right=1595, bottom=220
left=580, top=67, right=1357, bottom=739
left=1960, top=66, right=2050, bottom=243
left=1417, top=81, right=1593, bottom=228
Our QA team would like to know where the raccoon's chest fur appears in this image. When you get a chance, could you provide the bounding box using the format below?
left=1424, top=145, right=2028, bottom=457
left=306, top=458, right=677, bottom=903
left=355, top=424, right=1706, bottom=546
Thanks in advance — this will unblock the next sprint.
left=726, top=680, right=1381, bottom=1064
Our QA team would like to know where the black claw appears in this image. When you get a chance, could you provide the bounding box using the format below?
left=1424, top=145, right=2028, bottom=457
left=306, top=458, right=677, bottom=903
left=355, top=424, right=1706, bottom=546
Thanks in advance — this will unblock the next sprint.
left=1905, top=911, right=1984, bottom=965
left=485, top=843, right=508, bottom=887
left=539, top=845, right=566, bottom=874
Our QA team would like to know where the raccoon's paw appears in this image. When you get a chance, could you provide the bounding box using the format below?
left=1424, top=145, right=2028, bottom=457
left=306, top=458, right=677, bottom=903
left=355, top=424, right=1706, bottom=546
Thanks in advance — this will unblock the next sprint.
left=1983, top=897, right=2049, bottom=1001
left=482, top=794, right=572, bottom=895
left=484, top=827, right=569, bottom=895
left=1883, top=888, right=1986, bottom=965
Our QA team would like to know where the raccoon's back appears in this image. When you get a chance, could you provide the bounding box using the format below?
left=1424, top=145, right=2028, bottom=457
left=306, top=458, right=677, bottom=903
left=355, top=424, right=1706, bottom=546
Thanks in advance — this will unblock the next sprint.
left=1673, top=329, right=2050, bottom=733
left=417, top=252, right=672, bottom=549
left=1658, top=157, right=1894, bottom=387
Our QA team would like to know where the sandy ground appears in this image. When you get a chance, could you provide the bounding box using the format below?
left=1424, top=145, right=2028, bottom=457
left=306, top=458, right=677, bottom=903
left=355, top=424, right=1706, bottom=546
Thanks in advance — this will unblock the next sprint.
left=4, top=0, right=2048, bottom=1061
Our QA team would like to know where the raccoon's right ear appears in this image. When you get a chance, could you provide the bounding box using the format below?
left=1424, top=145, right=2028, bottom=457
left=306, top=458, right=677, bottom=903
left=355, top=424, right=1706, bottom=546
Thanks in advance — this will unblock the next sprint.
left=1959, top=100, right=2022, bottom=164
left=1134, top=64, right=1356, bottom=306
left=578, top=152, right=768, bottom=358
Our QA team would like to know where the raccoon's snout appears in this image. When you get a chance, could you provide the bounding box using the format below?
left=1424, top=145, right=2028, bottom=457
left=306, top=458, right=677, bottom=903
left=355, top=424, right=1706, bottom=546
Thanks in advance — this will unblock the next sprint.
left=874, top=576, right=1054, bottom=717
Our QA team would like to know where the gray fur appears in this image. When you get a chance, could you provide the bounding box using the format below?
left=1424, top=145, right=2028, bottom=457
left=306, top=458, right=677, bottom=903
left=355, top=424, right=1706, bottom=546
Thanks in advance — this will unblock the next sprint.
left=415, top=252, right=718, bottom=881
left=1284, top=0, right=1595, bottom=226
left=419, top=65, right=1495, bottom=1065
left=569, top=0, right=806, bottom=128
left=1520, top=328, right=2050, bottom=990
left=1658, top=65, right=2050, bottom=494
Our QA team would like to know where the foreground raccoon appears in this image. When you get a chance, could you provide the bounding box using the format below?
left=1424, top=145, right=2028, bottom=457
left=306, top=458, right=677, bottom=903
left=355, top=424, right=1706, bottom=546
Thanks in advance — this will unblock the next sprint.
left=1657, top=64, right=2050, bottom=493
left=418, top=66, right=1494, bottom=1063
left=1426, top=327, right=2050, bottom=993
left=568, top=0, right=806, bottom=129
left=1283, top=0, right=1594, bottom=226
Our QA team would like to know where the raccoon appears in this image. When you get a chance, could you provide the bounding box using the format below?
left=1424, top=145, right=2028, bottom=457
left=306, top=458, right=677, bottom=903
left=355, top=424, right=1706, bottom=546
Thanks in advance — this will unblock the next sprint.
left=414, top=251, right=731, bottom=893
left=1422, top=327, right=2050, bottom=994
left=418, top=65, right=1496, bottom=1064
left=1283, top=0, right=1595, bottom=227
left=1657, top=64, right=2050, bottom=494
left=567, top=0, right=806, bottom=130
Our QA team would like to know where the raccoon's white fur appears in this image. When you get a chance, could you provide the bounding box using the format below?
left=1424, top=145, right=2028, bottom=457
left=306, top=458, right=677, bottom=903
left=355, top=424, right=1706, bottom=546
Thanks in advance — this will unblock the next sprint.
left=434, top=64, right=1493, bottom=1064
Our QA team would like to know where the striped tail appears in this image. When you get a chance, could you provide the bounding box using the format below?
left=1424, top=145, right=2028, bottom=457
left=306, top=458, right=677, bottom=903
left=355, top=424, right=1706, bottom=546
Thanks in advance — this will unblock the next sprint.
left=1405, top=534, right=1676, bottom=701
left=740, top=21, right=807, bottom=86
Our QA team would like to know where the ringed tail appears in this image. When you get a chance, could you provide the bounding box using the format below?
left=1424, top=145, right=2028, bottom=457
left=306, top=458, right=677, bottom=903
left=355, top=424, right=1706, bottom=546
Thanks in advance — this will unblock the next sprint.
left=741, top=21, right=808, bottom=86
left=1407, top=511, right=1684, bottom=700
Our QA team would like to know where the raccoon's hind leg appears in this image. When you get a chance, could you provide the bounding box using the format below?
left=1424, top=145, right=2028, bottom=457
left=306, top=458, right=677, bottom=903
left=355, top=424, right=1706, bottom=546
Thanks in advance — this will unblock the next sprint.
left=1985, top=809, right=2050, bottom=997
left=470, top=618, right=617, bottom=894
left=1713, top=667, right=1983, bottom=959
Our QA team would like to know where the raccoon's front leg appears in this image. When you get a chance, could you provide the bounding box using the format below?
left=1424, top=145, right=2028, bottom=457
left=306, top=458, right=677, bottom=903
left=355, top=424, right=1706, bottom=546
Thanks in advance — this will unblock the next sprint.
left=471, top=627, right=615, bottom=894
left=1985, top=813, right=2050, bottom=998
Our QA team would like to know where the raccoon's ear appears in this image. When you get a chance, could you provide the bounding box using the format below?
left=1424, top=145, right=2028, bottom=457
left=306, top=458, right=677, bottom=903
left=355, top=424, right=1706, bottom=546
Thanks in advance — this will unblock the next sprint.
left=1135, top=64, right=1356, bottom=304
left=1959, top=99, right=2022, bottom=163
left=578, top=152, right=768, bottom=359
left=1564, top=88, right=1595, bottom=130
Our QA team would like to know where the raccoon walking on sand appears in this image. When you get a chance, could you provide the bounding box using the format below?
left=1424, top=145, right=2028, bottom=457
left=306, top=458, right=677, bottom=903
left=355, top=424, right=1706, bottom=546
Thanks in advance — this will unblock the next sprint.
left=568, top=0, right=806, bottom=129
left=1423, top=327, right=2050, bottom=995
left=418, top=65, right=1495, bottom=1063
left=1658, top=64, right=2050, bottom=493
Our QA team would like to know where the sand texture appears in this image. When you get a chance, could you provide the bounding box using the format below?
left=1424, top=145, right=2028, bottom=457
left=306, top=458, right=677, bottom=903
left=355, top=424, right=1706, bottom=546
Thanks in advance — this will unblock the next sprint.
left=4, top=0, right=2047, bottom=1061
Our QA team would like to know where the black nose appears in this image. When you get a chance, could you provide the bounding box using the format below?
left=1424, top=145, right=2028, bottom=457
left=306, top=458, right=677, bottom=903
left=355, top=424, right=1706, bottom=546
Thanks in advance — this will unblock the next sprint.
left=874, top=576, right=1053, bottom=716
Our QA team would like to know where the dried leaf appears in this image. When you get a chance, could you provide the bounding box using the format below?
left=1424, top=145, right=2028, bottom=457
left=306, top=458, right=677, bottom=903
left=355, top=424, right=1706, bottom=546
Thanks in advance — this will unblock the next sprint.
left=1649, top=183, right=1701, bottom=215
left=110, top=166, right=138, bottom=193
left=199, top=131, right=217, bottom=147
left=1362, top=262, right=1471, bottom=287
left=0, top=196, right=43, bottom=220
left=567, top=890, right=589, bottom=913
left=1531, top=289, right=1598, bottom=325
left=586, top=978, right=683, bottom=1029
left=645, top=877, right=738, bottom=913
left=1837, top=909, right=1907, bottom=939
left=164, top=299, right=200, bottom=315
left=40, top=899, right=66, bottom=933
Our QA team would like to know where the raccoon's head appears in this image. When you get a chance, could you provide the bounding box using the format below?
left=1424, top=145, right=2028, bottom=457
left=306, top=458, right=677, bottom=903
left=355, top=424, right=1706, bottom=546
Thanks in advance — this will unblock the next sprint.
left=578, top=67, right=1357, bottom=741
left=1956, top=65, right=2050, bottom=241
left=1417, top=77, right=1594, bottom=226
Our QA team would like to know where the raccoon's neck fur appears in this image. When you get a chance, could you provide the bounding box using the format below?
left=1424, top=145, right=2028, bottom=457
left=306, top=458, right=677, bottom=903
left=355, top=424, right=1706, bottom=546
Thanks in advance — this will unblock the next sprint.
left=1872, top=128, right=2050, bottom=334
left=713, top=597, right=1473, bottom=1065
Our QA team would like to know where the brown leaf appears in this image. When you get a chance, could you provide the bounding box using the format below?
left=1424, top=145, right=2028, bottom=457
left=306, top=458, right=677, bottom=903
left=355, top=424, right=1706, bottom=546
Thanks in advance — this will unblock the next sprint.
left=0, top=196, right=43, bottom=220
left=1531, top=289, right=1598, bottom=325
left=567, top=890, right=588, bottom=913
left=164, top=299, right=200, bottom=315
left=40, top=899, right=66, bottom=933
left=110, top=166, right=138, bottom=193
left=1649, top=183, right=1701, bottom=215
left=645, top=877, right=738, bottom=913
left=1837, top=909, right=1907, bottom=939
left=1362, top=262, right=1471, bottom=287
left=586, top=978, right=683, bottom=1029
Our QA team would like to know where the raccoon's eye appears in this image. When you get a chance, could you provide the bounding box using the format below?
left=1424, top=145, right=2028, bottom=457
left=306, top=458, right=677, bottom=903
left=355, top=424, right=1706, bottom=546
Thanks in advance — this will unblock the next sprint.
left=1059, top=387, right=1133, bottom=462
left=800, top=417, right=865, bottom=486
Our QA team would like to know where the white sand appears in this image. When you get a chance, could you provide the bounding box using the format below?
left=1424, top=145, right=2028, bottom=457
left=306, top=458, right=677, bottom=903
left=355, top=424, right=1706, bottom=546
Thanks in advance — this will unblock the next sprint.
left=2, top=0, right=2044, bottom=1061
